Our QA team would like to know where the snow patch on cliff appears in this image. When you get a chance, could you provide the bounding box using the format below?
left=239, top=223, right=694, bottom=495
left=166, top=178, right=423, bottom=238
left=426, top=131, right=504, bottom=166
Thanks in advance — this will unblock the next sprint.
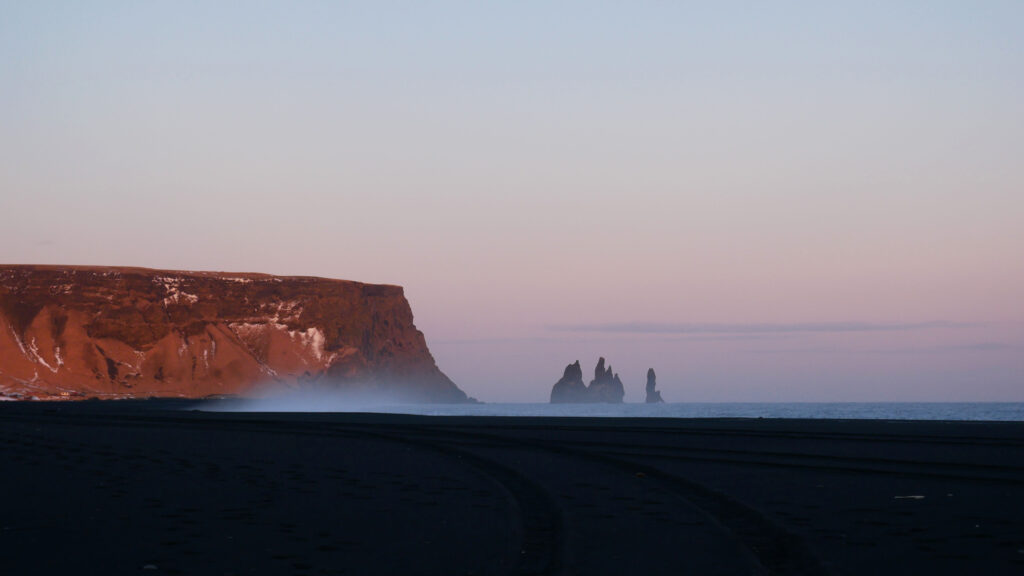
left=226, top=322, right=281, bottom=376
left=8, top=325, right=28, bottom=356
left=269, top=300, right=304, bottom=325
left=28, top=337, right=59, bottom=373
left=49, top=283, right=75, bottom=296
left=291, top=327, right=326, bottom=361
left=155, top=276, right=199, bottom=306
left=162, top=288, right=199, bottom=306
left=230, top=321, right=326, bottom=360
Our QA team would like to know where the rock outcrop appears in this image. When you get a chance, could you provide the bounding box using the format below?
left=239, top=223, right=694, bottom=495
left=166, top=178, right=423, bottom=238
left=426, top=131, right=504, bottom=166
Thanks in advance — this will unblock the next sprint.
left=549, top=357, right=624, bottom=403
left=550, top=360, right=587, bottom=403
left=588, top=357, right=625, bottom=403
left=0, top=265, right=468, bottom=402
left=645, top=368, right=664, bottom=403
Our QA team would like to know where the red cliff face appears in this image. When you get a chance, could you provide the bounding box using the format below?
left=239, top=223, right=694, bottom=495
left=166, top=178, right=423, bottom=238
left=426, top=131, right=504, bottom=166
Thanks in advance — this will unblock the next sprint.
left=0, top=266, right=467, bottom=402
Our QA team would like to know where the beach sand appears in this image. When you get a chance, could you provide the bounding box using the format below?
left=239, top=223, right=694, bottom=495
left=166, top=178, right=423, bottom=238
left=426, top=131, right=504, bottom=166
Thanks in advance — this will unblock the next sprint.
left=2, top=401, right=1023, bottom=575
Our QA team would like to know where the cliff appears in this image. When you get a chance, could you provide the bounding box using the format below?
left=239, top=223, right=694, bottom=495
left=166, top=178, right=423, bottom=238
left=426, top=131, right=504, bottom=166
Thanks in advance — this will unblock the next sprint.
left=0, top=265, right=468, bottom=402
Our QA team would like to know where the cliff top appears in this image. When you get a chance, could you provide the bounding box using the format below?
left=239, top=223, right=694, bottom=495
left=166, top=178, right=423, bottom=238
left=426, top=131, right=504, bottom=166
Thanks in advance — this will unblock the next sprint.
left=1, top=264, right=399, bottom=287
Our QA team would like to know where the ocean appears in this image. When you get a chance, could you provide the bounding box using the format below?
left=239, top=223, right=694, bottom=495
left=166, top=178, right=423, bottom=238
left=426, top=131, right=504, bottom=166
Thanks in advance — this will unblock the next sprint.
left=211, top=400, right=1024, bottom=421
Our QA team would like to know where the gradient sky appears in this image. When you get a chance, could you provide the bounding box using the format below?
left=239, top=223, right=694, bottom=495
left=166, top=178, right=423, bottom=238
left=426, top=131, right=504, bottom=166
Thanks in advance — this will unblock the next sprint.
left=2, top=2, right=1022, bottom=401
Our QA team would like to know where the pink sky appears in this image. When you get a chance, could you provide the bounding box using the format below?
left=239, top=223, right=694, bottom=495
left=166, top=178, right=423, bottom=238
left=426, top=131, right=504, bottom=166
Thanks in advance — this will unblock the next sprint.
left=2, top=3, right=1022, bottom=401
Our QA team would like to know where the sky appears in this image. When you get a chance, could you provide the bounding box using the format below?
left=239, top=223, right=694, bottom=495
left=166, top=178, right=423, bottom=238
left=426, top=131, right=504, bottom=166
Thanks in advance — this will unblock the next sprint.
left=2, top=2, right=1022, bottom=402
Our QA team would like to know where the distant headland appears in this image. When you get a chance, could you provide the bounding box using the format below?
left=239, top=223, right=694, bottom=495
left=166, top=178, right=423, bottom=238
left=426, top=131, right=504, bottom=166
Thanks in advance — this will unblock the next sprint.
left=0, top=265, right=470, bottom=402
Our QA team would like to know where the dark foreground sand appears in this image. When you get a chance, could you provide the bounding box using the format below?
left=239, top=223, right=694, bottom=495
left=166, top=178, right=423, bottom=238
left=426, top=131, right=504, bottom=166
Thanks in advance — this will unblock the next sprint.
left=2, top=402, right=1023, bottom=575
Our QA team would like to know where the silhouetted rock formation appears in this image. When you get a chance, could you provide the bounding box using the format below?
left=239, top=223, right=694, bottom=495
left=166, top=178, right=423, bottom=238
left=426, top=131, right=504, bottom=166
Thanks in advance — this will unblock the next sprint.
left=645, top=368, right=664, bottom=403
left=549, top=357, right=624, bottom=403
left=550, top=360, right=587, bottom=403
left=0, top=265, right=469, bottom=402
left=588, top=357, right=625, bottom=403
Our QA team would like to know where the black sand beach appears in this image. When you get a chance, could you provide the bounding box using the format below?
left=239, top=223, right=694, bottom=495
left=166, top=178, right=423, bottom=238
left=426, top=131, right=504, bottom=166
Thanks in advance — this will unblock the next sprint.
left=2, top=402, right=1023, bottom=575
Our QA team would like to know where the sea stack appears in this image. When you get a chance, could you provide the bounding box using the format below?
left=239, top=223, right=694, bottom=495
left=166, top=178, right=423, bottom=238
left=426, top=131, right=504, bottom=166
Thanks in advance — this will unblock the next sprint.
left=645, top=368, right=664, bottom=403
left=549, top=357, right=625, bottom=403
left=588, top=357, right=625, bottom=403
left=550, top=360, right=587, bottom=403
left=0, top=265, right=469, bottom=402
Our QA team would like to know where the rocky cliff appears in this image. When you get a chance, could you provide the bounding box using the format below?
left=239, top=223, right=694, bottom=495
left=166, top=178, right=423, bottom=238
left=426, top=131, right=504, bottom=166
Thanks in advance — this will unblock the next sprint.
left=0, top=266, right=468, bottom=402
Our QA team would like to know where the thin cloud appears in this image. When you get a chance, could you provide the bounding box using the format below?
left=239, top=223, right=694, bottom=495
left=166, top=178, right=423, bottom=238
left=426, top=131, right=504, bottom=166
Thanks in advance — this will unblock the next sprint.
left=867, top=342, right=1016, bottom=355
left=746, top=342, right=1014, bottom=355
left=547, top=321, right=972, bottom=335
left=436, top=333, right=795, bottom=345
